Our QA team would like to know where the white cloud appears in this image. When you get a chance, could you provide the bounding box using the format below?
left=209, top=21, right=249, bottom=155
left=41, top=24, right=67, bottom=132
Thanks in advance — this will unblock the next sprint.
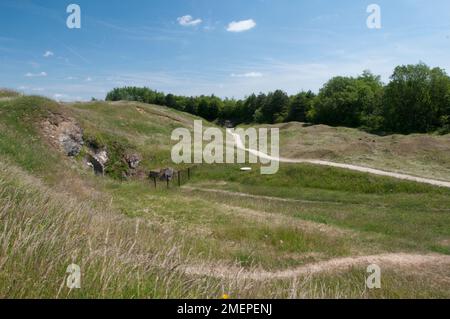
left=53, top=93, right=68, bottom=100
left=226, top=19, right=256, bottom=32
left=25, top=71, right=47, bottom=77
left=43, top=50, right=54, bottom=58
left=65, top=76, right=77, bottom=80
left=177, top=15, right=202, bottom=27
left=231, top=72, right=263, bottom=78
left=85, top=77, right=92, bottom=82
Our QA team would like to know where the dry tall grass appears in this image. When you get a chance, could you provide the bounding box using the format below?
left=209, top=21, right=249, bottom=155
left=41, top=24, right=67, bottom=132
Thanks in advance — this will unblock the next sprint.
left=2, top=160, right=450, bottom=298
left=2, top=94, right=449, bottom=298
left=2, top=160, right=322, bottom=298
left=0, top=161, right=224, bottom=298
left=0, top=89, right=20, bottom=98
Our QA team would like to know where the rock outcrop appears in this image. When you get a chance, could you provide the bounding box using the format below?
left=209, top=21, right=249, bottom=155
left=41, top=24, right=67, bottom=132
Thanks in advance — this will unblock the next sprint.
left=41, top=113, right=83, bottom=157
left=125, top=153, right=141, bottom=169
left=85, top=154, right=105, bottom=175
left=94, top=150, right=108, bottom=167
left=41, top=112, right=144, bottom=179
left=83, top=148, right=109, bottom=176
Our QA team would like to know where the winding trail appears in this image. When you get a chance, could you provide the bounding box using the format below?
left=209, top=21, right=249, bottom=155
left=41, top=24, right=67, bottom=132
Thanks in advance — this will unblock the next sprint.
left=183, top=253, right=450, bottom=281
left=181, top=131, right=450, bottom=281
left=227, top=130, right=450, bottom=188
left=183, top=186, right=344, bottom=205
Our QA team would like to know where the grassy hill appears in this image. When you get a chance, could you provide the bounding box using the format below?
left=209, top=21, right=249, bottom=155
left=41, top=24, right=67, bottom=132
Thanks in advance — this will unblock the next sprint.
left=274, top=122, right=450, bottom=181
left=0, top=93, right=449, bottom=298
left=0, top=88, right=21, bottom=98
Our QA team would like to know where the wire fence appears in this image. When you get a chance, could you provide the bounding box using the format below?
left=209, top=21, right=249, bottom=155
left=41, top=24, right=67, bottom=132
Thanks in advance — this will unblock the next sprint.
left=149, top=165, right=198, bottom=189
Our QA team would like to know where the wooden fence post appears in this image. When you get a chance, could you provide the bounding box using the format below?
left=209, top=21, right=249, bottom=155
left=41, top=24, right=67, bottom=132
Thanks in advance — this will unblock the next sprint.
left=153, top=176, right=156, bottom=188
left=178, top=171, right=181, bottom=186
left=166, top=176, right=169, bottom=189
left=188, top=168, right=190, bottom=180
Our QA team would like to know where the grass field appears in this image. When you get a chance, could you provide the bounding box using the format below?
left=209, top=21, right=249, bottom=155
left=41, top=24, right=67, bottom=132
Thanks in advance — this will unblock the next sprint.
left=0, top=89, right=21, bottom=98
left=0, top=94, right=449, bottom=298
left=267, top=122, right=450, bottom=181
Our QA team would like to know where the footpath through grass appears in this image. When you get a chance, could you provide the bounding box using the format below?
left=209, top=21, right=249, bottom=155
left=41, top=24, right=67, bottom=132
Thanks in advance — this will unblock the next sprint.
left=1, top=95, right=449, bottom=298
left=189, top=163, right=450, bottom=255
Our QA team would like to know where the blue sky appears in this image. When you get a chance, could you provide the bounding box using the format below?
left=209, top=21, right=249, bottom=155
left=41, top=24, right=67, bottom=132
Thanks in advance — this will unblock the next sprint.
left=1, top=0, right=450, bottom=101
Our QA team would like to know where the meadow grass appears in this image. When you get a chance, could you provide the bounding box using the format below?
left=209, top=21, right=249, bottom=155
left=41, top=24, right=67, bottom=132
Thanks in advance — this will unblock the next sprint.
left=273, top=122, right=450, bottom=181
left=0, top=89, right=20, bottom=98
left=0, top=95, right=449, bottom=298
left=189, top=164, right=450, bottom=255
left=0, top=96, right=65, bottom=179
left=2, top=162, right=448, bottom=298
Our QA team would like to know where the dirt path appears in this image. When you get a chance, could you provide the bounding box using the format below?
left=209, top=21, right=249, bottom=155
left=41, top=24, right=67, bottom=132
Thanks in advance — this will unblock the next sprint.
left=183, top=186, right=344, bottom=205
left=227, top=130, right=450, bottom=188
left=216, top=200, right=355, bottom=237
left=183, top=253, right=450, bottom=280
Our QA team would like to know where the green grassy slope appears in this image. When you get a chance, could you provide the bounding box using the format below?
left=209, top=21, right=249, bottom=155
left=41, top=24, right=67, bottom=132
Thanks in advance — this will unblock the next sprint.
left=65, top=100, right=207, bottom=169
left=0, top=89, right=21, bottom=98
left=0, top=94, right=449, bottom=298
left=270, top=122, right=450, bottom=181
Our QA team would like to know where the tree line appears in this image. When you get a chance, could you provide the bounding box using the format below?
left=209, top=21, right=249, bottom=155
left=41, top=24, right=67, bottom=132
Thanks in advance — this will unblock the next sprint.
left=105, top=63, right=450, bottom=134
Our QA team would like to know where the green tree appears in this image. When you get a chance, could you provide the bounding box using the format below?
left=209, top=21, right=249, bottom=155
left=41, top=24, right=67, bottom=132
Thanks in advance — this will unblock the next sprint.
left=383, top=63, right=450, bottom=133
left=310, top=72, right=383, bottom=129
left=165, top=93, right=177, bottom=109
left=260, top=90, right=289, bottom=123
left=207, top=95, right=222, bottom=121
left=253, top=93, right=267, bottom=123
left=185, top=97, right=197, bottom=114
left=242, top=94, right=258, bottom=123
left=356, top=71, right=384, bottom=132
left=310, top=76, right=361, bottom=127
left=220, top=98, right=238, bottom=122
left=286, top=91, right=315, bottom=122
left=196, top=96, right=210, bottom=120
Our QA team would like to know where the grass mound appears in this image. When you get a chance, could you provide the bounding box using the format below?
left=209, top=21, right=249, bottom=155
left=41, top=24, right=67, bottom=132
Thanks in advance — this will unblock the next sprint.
left=1, top=92, right=449, bottom=298
left=0, top=89, right=20, bottom=98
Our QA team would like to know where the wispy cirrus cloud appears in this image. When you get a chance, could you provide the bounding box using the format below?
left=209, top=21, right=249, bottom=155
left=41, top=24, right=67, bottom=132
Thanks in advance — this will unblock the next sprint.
left=177, top=15, right=202, bottom=27
left=226, top=19, right=256, bottom=32
left=231, top=72, right=263, bottom=78
left=62, top=44, right=91, bottom=64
